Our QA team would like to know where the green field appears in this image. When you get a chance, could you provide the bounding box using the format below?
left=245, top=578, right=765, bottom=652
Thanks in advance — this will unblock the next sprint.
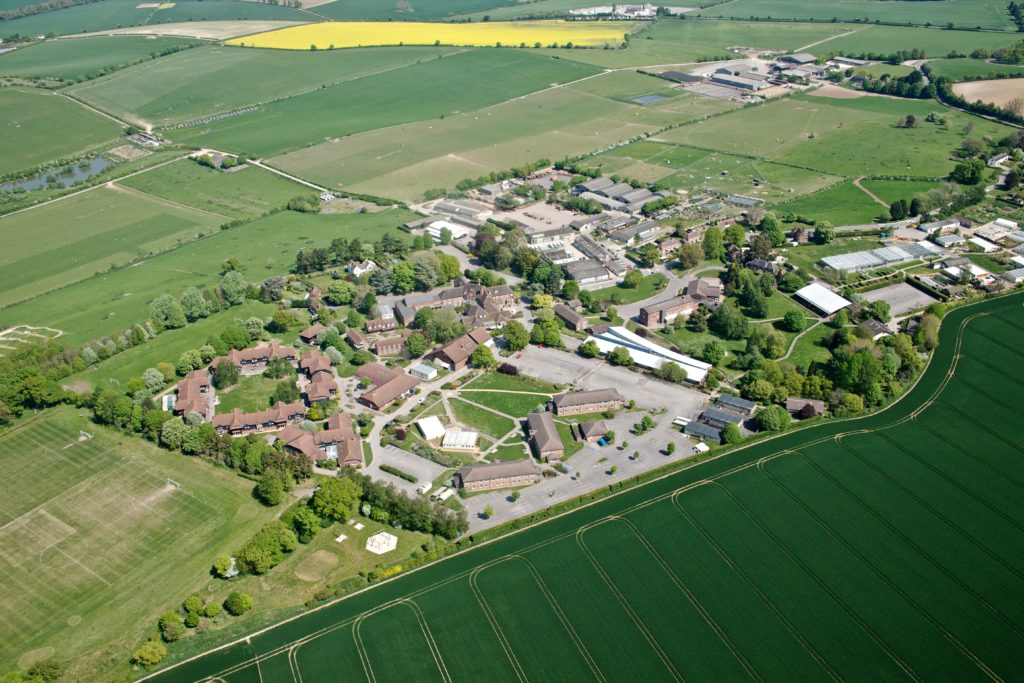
left=450, top=398, right=517, bottom=439
left=274, top=75, right=734, bottom=200
left=859, top=178, right=939, bottom=205
left=464, top=372, right=559, bottom=393
left=0, top=183, right=227, bottom=309
left=168, top=49, right=601, bottom=157
left=145, top=291, right=1024, bottom=683
left=699, top=0, right=1016, bottom=30
left=0, top=208, right=414, bottom=346
left=536, top=19, right=853, bottom=68
left=776, top=181, right=888, bottom=225
left=459, top=390, right=551, bottom=417
left=69, top=301, right=276, bottom=390
left=118, top=160, right=306, bottom=220
left=0, top=36, right=200, bottom=81
left=0, top=406, right=276, bottom=681
left=657, top=93, right=1011, bottom=179
left=804, top=24, right=1019, bottom=57
left=214, top=374, right=280, bottom=413
left=927, top=58, right=1024, bottom=82
left=0, top=88, right=121, bottom=177
left=314, top=0, right=517, bottom=21
left=590, top=139, right=842, bottom=202
left=591, top=273, right=669, bottom=305
left=67, top=45, right=458, bottom=128
left=0, top=0, right=308, bottom=37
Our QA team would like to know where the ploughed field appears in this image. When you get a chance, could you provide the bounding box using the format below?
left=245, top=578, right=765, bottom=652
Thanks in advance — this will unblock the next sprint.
left=149, top=292, right=1024, bottom=682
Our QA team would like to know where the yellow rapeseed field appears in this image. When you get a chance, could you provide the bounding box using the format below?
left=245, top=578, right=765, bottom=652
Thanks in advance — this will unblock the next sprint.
left=227, top=20, right=634, bottom=50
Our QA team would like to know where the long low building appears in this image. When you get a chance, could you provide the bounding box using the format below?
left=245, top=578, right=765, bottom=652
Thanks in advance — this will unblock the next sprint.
left=793, top=283, right=852, bottom=317
left=458, top=460, right=541, bottom=492
left=212, top=402, right=306, bottom=437
left=551, top=388, right=624, bottom=416
left=586, top=326, right=710, bottom=383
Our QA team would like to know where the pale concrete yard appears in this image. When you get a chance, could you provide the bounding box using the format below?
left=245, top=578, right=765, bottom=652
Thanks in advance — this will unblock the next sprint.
left=859, top=282, right=938, bottom=316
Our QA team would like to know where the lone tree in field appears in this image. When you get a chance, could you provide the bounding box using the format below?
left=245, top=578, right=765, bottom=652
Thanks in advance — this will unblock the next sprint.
left=131, top=639, right=167, bottom=668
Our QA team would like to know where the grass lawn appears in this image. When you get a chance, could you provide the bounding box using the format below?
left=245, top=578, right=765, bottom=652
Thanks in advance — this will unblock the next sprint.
left=782, top=236, right=884, bottom=274
left=591, top=273, right=668, bottom=306
left=0, top=208, right=416, bottom=346
left=68, top=301, right=276, bottom=390
left=170, top=49, right=601, bottom=158
left=140, top=294, right=1024, bottom=683
left=0, top=406, right=278, bottom=682
left=215, top=375, right=281, bottom=414
left=851, top=63, right=914, bottom=80
left=0, top=88, right=121, bottom=177
left=486, top=443, right=531, bottom=462
left=118, top=160, right=307, bottom=220
left=0, top=35, right=201, bottom=81
left=760, top=292, right=804, bottom=320
left=0, top=184, right=225, bottom=309
left=464, top=371, right=559, bottom=393
left=858, top=179, right=939, bottom=206
left=786, top=322, right=833, bottom=370
left=459, top=391, right=550, bottom=418
left=965, top=252, right=1009, bottom=273
left=68, top=45, right=458, bottom=128
left=450, top=399, right=517, bottom=439
left=555, top=420, right=584, bottom=458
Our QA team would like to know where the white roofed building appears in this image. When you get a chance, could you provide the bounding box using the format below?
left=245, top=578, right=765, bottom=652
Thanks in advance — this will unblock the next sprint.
left=586, top=326, right=710, bottom=383
left=794, top=283, right=852, bottom=316
left=416, top=416, right=446, bottom=442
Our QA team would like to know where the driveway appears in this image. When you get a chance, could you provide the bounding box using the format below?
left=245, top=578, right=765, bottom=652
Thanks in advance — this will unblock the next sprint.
left=364, top=444, right=447, bottom=495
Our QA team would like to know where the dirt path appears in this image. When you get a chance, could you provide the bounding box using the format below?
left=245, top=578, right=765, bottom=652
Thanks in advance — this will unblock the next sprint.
left=795, top=28, right=862, bottom=52
left=853, top=176, right=890, bottom=208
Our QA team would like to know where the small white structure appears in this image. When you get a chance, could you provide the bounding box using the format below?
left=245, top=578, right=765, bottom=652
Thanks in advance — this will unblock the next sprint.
left=348, top=260, right=377, bottom=277
left=431, top=486, right=455, bottom=502
left=416, top=416, right=446, bottom=441
left=794, top=283, right=852, bottom=316
left=417, top=481, right=432, bottom=495
left=442, top=429, right=479, bottom=451
left=426, top=219, right=473, bottom=242
left=365, top=530, right=398, bottom=555
left=410, top=362, right=438, bottom=381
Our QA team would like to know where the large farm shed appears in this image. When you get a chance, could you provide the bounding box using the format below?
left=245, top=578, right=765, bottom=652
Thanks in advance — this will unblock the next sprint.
left=793, top=283, right=852, bottom=316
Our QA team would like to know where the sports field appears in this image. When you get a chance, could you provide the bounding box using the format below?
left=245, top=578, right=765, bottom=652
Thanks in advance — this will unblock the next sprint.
left=698, top=0, right=1015, bottom=30
left=229, top=20, right=633, bottom=50
left=67, top=45, right=458, bottom=128
left=0, top=182, right=228, bottom=308
left=0, top=35, right=200, bottom=81
left=168, top=49, right=601, bottom=157
left=144, top=291, right=1024, bottom=683
left=0, top=406, right=274, bottom=681
left=0, top=208, right=415, bottom=345
left=0, top=88, right=121, bottom=177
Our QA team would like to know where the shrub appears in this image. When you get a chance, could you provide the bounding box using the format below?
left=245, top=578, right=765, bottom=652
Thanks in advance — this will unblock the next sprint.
left=131, top=639, right=167, bottom=667
left=203, top=602, right=221, bottom=618
left=224, top=591, right=253, bottom=616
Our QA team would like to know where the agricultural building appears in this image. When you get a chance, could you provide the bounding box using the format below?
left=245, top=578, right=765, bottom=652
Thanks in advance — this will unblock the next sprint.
left=527, top=411, right=563, bottom=462
left=780, top=53, right=816, bottom=64
left=684, top=421, right=721, bottom=444
left=551, top=388, right=624, bottom=416
left=553, top=303, right=588, bottom=331
left=700, top=407, right=744, bottom=429
left=564, top=259, right=612, bottom=285
left=793, top=283, right=852, bottom=316
left=409, top=363, right=438, bottom=381
left=441, top=430, right=479, bottom=452
left=820, top=242, right=941, bottom=273
left=969, top=237, right=1000, bottom=253
left=458, top=460, right=541, bottom=492
left=716, top=394, right=756, bottom=416
left=587, top=326, right=710, bottom=383
left=416, top=416, right=446, bottom=442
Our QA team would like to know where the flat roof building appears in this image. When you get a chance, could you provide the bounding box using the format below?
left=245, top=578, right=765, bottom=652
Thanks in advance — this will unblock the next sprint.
left=794, top=283, right=852, bottom=316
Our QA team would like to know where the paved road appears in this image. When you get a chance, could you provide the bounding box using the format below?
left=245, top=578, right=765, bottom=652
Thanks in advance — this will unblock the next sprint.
left=616, top=263, right=724, bottom=323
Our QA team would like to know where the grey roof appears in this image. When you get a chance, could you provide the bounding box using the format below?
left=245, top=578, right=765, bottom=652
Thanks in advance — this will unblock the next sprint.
left=936, top=234, right=965, bottom=247
left=600, top=182, right=634, bottom=198
left=527, top=412, right=561, bottom=453
left=577, top=177, right=615, bottom=193
left=577, top=420, right=608, bottom=440
left=616, top=188, right=654, bottom=204
left=553, top=303, right=588, bottom=327
left=460, top=459, right=539, bottom=483
left=552, top=388, right=624, bottom=410
left=1002, top=267, right=1024, bottom=281
left=701, top=407, right=744, bottom=426
left=716, top=394, right=756, bottom=413
left=685, top=422, right=722, bottom=442
left=564, top=259, right=611, bottom=281
left=782, top=52, right=816, bottom=64
left=786, top=397, right=825, bottom=415
left=575, top=235, right=611, bottom=261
